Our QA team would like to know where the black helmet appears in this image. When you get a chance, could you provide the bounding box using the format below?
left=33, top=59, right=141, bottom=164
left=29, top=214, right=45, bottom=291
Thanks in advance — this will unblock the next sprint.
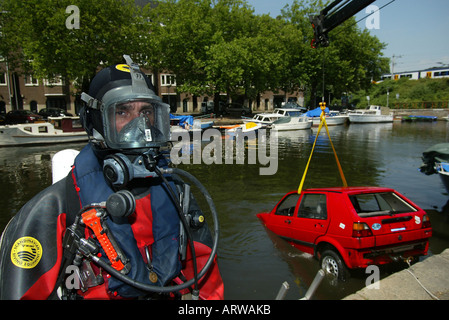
left=81, top=55, right=170, bottom=153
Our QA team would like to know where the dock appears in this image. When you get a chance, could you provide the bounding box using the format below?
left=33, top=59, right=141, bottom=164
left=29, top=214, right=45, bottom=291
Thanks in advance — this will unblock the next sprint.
left=343, top=249, right=449, bottom=300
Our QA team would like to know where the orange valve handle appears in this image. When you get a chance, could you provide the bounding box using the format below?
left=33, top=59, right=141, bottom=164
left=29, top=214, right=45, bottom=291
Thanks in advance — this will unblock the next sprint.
left=81, top=209, right=125, bottom=272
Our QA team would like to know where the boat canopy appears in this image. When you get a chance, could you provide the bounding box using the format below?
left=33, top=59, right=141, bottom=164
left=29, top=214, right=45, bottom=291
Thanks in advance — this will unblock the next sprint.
left=170, top=114, right=194, bottom=128
left=306, top=107, right=330, bottom=117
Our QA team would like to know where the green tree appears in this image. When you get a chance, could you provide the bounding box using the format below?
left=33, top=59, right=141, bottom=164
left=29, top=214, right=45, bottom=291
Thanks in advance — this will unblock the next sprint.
left=0, top=0, right=146, bottom=92
left=144, top=0, right=260, bottom=110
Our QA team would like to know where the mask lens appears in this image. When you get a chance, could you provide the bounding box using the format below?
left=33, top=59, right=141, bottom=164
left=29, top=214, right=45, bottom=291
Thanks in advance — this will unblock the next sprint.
left=104, top=99, right=170, bottom=150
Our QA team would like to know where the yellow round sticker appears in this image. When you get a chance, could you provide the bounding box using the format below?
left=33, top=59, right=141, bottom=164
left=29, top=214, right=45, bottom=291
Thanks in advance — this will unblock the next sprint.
left=11, top=237, right=43, bottom=269
left=116, top=64, right=131, bottom=73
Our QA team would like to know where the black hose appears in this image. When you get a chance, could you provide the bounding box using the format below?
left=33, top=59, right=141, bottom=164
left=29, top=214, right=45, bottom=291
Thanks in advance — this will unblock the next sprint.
left=86, top=167, right=219, bottom=296
left=153, top=166, right=199, bottom=293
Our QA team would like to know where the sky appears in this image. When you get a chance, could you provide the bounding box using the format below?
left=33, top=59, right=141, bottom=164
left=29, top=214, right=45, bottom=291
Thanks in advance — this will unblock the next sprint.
left=245, top=0, right=449, bottom=73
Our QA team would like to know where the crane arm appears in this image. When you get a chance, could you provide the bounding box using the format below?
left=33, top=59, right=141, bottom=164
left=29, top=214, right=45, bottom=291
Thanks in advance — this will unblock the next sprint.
left=310, top=0, right=376, bottom=48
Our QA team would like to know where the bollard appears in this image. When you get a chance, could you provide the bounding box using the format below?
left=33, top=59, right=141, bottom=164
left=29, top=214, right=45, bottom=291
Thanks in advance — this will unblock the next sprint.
left=301, top=269, right=325, bottom=300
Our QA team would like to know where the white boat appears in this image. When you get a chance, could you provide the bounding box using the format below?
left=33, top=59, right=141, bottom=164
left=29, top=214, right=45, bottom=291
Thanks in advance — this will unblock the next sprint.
left=271, top=116, right=312, bottom=131
left=305, top=108, right=348, bottom=126
left=242, top=106, right=307, bottom=127
left=348, top=105, right=394, bottom=123
left=274, top=107, right=307, bottom=117
left=0, top=121, right=88, bottom=146
left=226, top=122, right=263, bottom=137
left=311, top=112, right=348, bottom=127
left=242, top=113, right=284, bottom=126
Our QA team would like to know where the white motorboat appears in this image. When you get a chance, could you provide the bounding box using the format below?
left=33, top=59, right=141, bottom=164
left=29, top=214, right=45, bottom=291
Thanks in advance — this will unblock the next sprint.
left=271, top=116, right=312, bottom=131
left=305, top=108, right=348, bottom=126
left=311, top=113, right=348, bottom=127
left=273, top=107, right=307, bottom=117
left=0, top=121, right=88, bottom=147
left=348, top=105, right=394, bottom=123
left=242, top=113, right=284, bottom=127
left=243, top=106, right=307, bottom=127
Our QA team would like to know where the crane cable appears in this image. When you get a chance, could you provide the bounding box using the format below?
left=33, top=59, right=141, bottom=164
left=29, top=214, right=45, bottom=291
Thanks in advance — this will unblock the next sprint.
left=298, top=102, right=347, bottom=194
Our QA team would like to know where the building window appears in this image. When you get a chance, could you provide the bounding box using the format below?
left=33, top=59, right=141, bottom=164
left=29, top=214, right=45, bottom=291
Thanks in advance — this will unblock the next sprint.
left=25, top=74, right=39, bottom=86
left=161, top=74, right=176, bottom=86
left=146, top=73, right=154, bottom=85
left=0, top=73, right=7, bottom=86
left=44, top=75, right=63, bottom=86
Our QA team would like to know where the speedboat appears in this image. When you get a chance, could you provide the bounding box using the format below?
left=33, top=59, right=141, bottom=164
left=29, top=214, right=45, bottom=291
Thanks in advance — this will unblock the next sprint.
left=348, top=105, right=393, bottom=123
left=226, top=122, right=262, bottom=137
left=0, top=119, right=87, bottom=147
left=271, top=116, right=312, bottom=131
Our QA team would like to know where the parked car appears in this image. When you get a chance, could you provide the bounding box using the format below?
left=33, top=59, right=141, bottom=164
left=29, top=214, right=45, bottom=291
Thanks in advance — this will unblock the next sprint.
left=223, top=103, right=251, bottom=116
left=38, top=108, right=73, bottom=119
left=257, top=187, right=432, bottom=280
left=5, top=110, right=43, bottom=124
left=201, top=101, right=225, bottom=114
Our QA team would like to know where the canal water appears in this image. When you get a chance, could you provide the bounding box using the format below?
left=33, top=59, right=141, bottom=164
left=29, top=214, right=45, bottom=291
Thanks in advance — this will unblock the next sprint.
left=1, top=120, right=449, bottom=300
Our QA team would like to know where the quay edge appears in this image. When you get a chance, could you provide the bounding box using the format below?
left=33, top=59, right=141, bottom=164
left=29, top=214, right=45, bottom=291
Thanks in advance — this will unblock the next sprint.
left=391, top=108, right=449, bottom=119
left=343, top=249, right=449, bottom=300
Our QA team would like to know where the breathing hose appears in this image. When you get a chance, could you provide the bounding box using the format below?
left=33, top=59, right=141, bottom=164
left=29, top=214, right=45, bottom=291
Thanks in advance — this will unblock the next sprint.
left=86, top=167, right=219, bottom=296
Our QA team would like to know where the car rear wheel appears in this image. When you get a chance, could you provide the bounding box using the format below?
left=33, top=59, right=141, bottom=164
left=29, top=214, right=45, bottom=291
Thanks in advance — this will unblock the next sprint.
left=320, top=249, right=349, bottom=281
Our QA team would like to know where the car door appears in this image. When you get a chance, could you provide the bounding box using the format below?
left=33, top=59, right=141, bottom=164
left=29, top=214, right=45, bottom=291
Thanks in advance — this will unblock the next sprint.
left=266, top=192, right=301, bottom=239
left=286, top=193, right=330, bottom=252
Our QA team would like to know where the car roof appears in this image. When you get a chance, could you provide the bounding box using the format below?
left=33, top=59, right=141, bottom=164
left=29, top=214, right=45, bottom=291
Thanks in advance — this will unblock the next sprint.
left=296, top=186, right=396, bottom=195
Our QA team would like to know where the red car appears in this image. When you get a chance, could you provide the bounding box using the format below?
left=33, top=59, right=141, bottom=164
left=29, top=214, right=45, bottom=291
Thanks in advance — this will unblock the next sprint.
left=257, top=187, right=432, bottom=280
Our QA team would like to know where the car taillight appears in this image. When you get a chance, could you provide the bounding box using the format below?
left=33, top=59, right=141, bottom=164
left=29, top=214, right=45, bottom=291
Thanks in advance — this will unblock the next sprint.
left=422, top=215, right=431, bottom=228
left=352, top=222, right=373, bottom=237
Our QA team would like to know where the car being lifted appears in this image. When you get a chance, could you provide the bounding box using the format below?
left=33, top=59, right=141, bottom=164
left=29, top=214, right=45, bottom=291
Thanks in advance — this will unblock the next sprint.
left=257, top=187, right=432, bottom=280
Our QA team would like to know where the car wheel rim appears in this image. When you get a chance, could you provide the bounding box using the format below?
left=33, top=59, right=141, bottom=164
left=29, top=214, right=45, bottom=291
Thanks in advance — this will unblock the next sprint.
left=322, top=257, right=339, bottom=278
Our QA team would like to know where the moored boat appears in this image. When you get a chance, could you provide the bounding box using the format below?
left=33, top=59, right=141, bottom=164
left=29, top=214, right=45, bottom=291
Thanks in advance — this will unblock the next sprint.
left=226, top=121, right=262, bottom=136
left=402, top=115, right=437, bottom=122
left=305, top=108, right=348, bottom=126
left=348, top=105, right=393, bottom=123
left=243, top=105, right=307, bottom=127
left=242, top=113, right=284, bottom=127
left=271, top=116, right=312, bottom=131
left=420, top=143, right=449, bottom=193
left=0, top=121, right=88, bottom=147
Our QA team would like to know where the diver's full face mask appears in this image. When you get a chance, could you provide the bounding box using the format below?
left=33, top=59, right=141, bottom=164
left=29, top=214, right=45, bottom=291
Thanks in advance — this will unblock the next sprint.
left=103, top=97, right=170, bottom=151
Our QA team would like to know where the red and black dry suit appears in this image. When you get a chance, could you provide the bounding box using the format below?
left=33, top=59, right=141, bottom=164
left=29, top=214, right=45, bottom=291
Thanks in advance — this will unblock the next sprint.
left=0, top=144, right=223, bottom=299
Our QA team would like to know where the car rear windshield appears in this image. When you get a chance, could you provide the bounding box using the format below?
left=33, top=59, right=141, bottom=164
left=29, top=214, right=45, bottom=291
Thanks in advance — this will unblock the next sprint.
left=349, top=192, right=417, bottom=218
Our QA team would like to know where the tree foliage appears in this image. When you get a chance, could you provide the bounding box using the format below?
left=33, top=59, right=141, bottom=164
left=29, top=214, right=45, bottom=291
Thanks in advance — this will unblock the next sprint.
left=0, top=0, right=145, bottom=91
left=0, top=0, right=390, bottom=107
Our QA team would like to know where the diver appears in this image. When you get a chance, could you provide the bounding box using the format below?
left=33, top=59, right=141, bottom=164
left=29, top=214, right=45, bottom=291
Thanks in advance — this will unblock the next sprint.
left=0, top=56, right=223, bottom=300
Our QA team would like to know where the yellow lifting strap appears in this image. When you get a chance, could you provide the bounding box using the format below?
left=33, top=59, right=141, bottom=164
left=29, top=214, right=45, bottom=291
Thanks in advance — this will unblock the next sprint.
left=298, top=102, right=348, bottom=194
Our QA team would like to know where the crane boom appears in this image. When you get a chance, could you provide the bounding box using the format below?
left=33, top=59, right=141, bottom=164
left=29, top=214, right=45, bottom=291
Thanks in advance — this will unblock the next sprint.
left=310, top=0, right=377, bottom=48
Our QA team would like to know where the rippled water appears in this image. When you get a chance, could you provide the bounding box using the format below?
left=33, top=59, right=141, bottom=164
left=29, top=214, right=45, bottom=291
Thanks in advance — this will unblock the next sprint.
left=1, top=121, right=449, bottom=300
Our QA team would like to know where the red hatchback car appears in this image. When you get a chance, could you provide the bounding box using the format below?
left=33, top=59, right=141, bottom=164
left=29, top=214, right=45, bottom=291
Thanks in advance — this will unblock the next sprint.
left=257, top=187, right=432, bottom=280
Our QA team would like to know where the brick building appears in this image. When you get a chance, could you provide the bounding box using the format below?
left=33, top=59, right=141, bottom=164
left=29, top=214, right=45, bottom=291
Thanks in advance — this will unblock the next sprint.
left=0, top=62, right=304, bottom=117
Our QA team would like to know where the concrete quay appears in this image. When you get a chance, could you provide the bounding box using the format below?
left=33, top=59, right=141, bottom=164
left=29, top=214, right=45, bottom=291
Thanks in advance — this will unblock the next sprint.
left=391, top=108, right=449, bottom=119
left=343, top=249, right=449, bottom=300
